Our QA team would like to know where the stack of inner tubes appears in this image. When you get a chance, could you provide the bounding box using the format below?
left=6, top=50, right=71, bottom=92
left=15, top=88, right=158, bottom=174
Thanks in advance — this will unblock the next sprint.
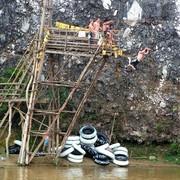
left=110, top=143, right=129, bottom=166
left=59, top=125, right=129, bottom=166
left=79, top=125, right=97, bottom=146
left=79, top=126, right=112, bottom=165
left=60, top=136, right=86, bottom=163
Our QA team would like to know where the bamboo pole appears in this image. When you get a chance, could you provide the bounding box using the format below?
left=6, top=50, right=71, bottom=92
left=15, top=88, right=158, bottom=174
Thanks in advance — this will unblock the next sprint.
left=109, top=113, right=117, bottom=143
left=5, top=103, right=12, bottom=158
left=48, top=0, right=53, bottom=27
left=56, top=57, right=61, bottom=152
left=38, top=0, right=47, bottom=50
left=18, top=55, right=38, bottom=165
left=0, top=110, right=9, bottom=129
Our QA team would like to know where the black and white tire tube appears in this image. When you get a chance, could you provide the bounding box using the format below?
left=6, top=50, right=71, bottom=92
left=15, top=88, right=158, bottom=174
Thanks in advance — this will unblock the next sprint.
left=79, top=126, right=97, bottom=139
left=109, top=143, right=120, bottom=149
left=80, top=135, right=97, bottom=145
left=67, top=156, right=83, bottom=163
left=14, top=140, right=22, bottom=146
left=71, top=149, right=83, bottom=155
left=94, top=158, right=109, bottom=165
left=81, top=144, right=98, bottom=157
left=72, top=143, right=86, bottom=155
left=113, top=146, right=128, bottom=153
left=113, top=159, right=129, bottom=166
left=115, top=155, right=128, bottom=161
left=60, top=147, right=74, bottom=157
left=96, top=148, right=115, bottom=160
left=68, top=153, right=84, bottom=160
left=66, top=140, right=80, bottom=145
left=96, top=132, right=110, bottom=143
left=93, top=153, right=109, bottom=161
left=64, top=144, right=73, bottom=148
left=67, top=136, right=80, bottom=141
left=114, top=150, right=128, bottom=157
left=95, top=143, right=109, bottom=151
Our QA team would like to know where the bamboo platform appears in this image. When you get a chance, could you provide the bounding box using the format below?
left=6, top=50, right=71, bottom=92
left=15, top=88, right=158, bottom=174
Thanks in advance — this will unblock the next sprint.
left=0, top=0, right=122, bottom=165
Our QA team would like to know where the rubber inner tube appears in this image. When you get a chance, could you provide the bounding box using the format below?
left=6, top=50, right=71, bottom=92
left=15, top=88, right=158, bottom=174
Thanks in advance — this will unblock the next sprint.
left=80, top=135, right=97, bottom=145
left=94, top=158, right=109, bottom=165
left=81, top=144, right=98, bottom=157
left=115, top=155, right=128, bottom=161
left=96, top=132, right=109, bottom=143
left=79, top=126, right=97, bottom=139
left=93, top=153, right=108, bottom=161
left=94, top=139, right=107, bottom=147
left=71, top=149, right=83, bottom=155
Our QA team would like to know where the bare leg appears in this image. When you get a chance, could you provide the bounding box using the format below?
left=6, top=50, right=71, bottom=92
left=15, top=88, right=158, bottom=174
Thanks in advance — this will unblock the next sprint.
left=126, top=57, right=136, bottom=71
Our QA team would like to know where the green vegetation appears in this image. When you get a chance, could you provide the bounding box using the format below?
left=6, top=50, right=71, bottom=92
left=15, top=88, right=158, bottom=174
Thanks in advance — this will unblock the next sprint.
left=0, top=104, right=8, bottom=115
left=125, top=143, right=159, bottom=160
left=124, top=142, right=180, bottom=165
left=164, top=143, right=180, bottom=165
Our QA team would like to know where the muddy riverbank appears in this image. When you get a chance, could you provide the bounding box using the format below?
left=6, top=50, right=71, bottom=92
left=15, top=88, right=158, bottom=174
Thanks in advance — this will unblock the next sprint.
left=0, top=155, right=179, bottom=168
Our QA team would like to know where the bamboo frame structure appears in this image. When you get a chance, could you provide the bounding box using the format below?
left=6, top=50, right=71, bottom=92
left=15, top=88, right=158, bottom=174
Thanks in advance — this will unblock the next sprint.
left=0, top=0, right=122, bottom=165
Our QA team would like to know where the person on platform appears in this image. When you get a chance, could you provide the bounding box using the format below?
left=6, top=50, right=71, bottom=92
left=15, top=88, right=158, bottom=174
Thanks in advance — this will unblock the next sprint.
left=89, top=19, right=95, bottom=38
left=93, top=18, right=101, bottom=39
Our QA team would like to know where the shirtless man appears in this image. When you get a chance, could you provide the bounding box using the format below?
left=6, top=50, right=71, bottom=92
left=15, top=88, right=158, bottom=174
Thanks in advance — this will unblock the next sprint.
left=93, top=18, right=101, bottom=39
left=126, top=48, right=151, bottom=71
left=102, top=20, right=113, bottom=35
left=89, top=19, right=95, bottom=37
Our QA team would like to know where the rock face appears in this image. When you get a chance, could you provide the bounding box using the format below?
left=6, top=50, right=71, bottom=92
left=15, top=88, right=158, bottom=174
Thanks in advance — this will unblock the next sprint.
left=0, top=0, right=179, bottom=144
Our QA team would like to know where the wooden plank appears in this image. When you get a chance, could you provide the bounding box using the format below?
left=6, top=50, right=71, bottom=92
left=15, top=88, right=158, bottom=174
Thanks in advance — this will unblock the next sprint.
left=28, top=152, right=56, bottom=155
left=49, top=36, right=89, bottom=41
left=0, top=99, right=26, bottom=103
left=49, top=27, right=89, bottom=33
left=33, top=109, right=76, bottom=114
left=46, top=45, right=90, bottom=50
left=0, top=83, right=25, bottom=85
left=45, top=50, right=102, bottom=58
left=47, top=41, right=90, bottom=46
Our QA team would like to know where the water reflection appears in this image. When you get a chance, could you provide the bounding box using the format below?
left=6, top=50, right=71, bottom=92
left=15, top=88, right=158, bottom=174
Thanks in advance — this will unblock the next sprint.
left=94, top=167, right=128, bottom=180
left=0, top=165, right=180, bottom=180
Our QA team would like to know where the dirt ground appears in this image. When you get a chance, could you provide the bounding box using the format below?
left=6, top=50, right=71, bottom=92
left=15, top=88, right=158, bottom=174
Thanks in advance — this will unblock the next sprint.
left=0, top=154, right=179, bottom=168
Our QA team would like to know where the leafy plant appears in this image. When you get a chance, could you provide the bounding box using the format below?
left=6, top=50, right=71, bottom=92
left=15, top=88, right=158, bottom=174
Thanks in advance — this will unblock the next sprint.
left=164, top=143, right=180, bottom=164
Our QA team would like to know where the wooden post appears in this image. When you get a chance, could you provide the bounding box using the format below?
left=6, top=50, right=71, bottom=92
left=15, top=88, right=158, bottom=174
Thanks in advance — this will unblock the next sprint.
left=18, top=57, right=38, bottom=165
left=109, top=113, right=117, bottom=143
left=5, top=102, right=12, bottom=158
left=48, top=0, right=53, bottom=27
left=38, top=0, right=47, bottom=50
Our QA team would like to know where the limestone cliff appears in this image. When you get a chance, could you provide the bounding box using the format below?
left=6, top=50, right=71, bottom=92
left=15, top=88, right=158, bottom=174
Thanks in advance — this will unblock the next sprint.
left=0, top=0, right=179, bottom=143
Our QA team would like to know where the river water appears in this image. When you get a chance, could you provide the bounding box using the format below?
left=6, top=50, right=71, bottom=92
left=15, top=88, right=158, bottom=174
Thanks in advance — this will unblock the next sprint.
left=1, top=165, right=180, bottom=180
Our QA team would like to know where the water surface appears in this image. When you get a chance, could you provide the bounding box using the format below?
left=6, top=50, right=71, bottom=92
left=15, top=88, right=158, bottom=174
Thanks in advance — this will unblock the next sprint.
left=0, top=165, right=180, bottom=180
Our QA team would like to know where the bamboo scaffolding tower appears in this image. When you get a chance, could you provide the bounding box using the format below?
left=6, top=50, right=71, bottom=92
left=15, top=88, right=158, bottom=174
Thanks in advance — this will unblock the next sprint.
left=0, top=0, right=123, bottom=165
